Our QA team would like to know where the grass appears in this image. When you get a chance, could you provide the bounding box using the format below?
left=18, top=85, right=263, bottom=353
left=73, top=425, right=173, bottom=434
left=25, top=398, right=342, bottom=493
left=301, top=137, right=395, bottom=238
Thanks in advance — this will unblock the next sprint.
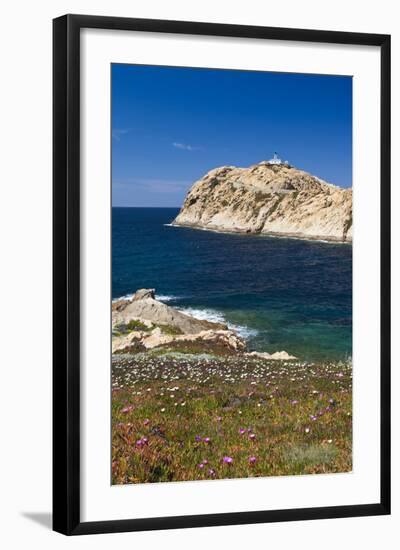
left=113, top=320, right=183, bottom=337
left=112, top=355, right=352, bottom=484
left=154, top=323, right=183, bottom=336
left=283, top=443, right=338, bottom=468
left=113, top=319, right=151, bottom=335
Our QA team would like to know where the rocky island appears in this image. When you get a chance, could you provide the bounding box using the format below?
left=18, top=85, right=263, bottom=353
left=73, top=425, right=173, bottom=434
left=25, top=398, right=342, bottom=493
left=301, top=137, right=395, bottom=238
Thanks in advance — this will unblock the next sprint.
left=172, top=158, right=352, bottom=242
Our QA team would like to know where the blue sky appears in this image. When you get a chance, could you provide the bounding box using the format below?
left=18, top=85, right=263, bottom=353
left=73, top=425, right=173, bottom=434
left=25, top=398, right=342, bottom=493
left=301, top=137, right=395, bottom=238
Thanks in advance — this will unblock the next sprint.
left=112, top=64, right=352, bottom=207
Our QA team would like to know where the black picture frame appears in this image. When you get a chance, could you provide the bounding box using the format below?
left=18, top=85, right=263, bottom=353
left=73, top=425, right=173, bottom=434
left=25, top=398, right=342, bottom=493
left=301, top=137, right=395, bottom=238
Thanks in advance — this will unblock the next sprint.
left=53, top=14, right=391, bottom=535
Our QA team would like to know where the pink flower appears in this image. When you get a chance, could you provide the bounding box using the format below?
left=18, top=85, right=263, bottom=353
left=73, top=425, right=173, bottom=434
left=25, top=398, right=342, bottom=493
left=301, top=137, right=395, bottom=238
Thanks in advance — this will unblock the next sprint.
left=223, top=456, right=233, bottom=464
left=121, top=405, right=134, bottom=413
left=249, top=433, right=256, bottom=440
left=143, top=418, right=150, bottom=426
left=198, top=463, right=205, bottom=469
left=249, top=456, right=257, bottom=464
left=208, top=468, right=216, bottom=476
left=195, top=435, right=202, bottom=442
left=291, top=400, right=299, bottom=405
left=239, top=428, right=246, bottom=435
left=203, top=437, right=211, bottom=444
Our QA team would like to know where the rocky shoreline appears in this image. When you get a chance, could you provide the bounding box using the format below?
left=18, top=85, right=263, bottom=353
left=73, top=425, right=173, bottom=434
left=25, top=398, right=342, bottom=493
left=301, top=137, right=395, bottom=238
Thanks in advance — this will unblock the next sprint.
left=112, top=288, right=296, bottom=360
left=171, top=221, right=351, bottom=244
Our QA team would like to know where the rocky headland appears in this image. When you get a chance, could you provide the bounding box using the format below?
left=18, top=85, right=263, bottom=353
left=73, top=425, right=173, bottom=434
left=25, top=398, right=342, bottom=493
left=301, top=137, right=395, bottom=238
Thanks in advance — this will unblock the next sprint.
left=112, top=289, right=296, bottom=359
left=172, top=161, right=352, bottom=242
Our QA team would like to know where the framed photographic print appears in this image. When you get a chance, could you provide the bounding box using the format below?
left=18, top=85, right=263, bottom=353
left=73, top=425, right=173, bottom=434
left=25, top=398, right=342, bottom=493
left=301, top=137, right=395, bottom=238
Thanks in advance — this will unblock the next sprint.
left=53, top=14, right=391, bottom=535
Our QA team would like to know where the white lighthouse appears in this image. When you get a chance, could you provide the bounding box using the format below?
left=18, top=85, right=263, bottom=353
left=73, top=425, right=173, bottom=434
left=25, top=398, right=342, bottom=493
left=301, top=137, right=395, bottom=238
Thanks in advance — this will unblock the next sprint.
left=260, top=152, right=289, bottom=166
left=268, top=152, right=283, bottom=165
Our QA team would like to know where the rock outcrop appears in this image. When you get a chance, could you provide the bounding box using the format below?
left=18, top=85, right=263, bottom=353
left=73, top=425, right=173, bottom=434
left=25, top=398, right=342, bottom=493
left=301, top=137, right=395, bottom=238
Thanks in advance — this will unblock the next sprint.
left=246, top=351, right=297, bottom=360
left=112, top=327, right=246, bottom=355
left=112, top=289, right=245, bottom=355
left=113, top=290, right=227, bottom=334
left=172, top=162, right=352, bottom=242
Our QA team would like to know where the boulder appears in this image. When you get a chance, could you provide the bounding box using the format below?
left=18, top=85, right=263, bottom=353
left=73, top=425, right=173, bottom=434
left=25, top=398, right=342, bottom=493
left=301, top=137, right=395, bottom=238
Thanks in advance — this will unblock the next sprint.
left=246, top=350, right=297, bottom=360
left=132, top=288, right=156, bottom=301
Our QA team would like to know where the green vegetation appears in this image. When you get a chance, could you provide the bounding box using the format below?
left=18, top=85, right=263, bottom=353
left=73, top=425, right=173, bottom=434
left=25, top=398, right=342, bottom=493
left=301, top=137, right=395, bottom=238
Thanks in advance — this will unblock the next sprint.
left=112, top=355, right=352, bottom=484
left=113, top=319, right=152, bottom=335
left=127, top=319, right=151, bottom=331
left=113, top=320, right=184, bottom=337
left=283, top=443, right=338, bottom=469
left=154, top=323, right=183, bottom=336
left=151, top=342, right=230, bottom=356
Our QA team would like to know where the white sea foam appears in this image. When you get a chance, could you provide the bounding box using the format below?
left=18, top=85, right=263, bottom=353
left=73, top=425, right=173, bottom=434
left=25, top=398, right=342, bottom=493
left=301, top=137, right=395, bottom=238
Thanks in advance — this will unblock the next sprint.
left=231, top=324, right=259, bottom=340
left=178, top=307, right=226, bottom=324
left=113, top=293, right=181, bottom=303
left=156, top=294, right=181, bottom=302
left=178, top=307, right=258, bottom=340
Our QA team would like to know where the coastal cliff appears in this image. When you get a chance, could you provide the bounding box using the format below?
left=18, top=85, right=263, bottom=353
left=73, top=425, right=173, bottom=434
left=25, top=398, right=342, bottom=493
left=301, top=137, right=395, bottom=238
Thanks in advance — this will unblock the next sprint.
left=172, top=162, right=352, bottom=242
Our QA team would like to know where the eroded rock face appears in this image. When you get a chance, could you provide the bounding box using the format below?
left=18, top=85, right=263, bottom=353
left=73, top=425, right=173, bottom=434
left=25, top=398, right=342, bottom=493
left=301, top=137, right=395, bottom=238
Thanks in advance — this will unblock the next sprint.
left=112, top=291, right=245, bottom=355
left=172, top=162, right=352, bottom=242
left=132, top=288, right=155, bottom=301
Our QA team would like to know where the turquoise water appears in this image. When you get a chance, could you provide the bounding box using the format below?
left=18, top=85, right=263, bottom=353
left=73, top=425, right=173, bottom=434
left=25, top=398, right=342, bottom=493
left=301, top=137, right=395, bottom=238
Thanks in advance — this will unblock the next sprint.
left=112, top=207, right=352, bottom=361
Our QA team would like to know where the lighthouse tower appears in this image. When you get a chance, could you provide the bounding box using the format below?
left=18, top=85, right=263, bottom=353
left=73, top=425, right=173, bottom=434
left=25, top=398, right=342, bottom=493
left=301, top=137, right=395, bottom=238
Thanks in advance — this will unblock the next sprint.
left=268, top=152, right=283, bottom=165
left=259, top=152, right=290, bottom=167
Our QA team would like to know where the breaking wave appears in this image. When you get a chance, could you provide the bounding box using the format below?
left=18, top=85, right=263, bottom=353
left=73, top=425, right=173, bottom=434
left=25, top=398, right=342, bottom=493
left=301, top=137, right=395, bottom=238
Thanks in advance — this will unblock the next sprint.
left=177, top=307, right=259, bottom=340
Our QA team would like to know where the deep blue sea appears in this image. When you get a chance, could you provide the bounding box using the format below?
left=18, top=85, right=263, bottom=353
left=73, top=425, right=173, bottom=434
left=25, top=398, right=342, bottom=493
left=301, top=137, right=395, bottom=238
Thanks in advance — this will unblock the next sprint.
left=112, top=208, right=352, bottom=361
